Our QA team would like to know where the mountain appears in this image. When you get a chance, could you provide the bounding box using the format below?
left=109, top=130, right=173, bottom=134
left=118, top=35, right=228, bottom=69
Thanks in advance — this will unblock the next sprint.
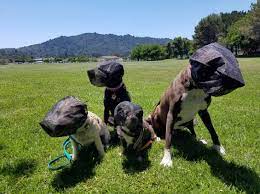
left=0, top=33, right=171, bottom=58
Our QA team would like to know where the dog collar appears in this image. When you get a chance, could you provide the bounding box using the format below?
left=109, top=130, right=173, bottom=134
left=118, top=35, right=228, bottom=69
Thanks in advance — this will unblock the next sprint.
left=106, top=82, right=124, bottom=92
left=69, top=119, right=89, bottom=146
left=133, top=127, right=157, bottom=151
left=133, top=128, right=144, bottom=150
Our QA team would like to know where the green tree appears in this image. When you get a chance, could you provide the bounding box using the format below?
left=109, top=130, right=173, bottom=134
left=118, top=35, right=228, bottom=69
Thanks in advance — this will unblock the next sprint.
left=131, top=44, right=166, bottom=61
left=225, top=3, right=259, bottom=55
left=251, top=2, right=260, bottom=46
left=193, top=14, right=224, bottom=48
left=166, top=42, right=172, bottom=59
left=0, top=59, right=8, bottom=65
left=131, top=45, right=142, bottom=61
left=168, top=37, right=193, bottom=59
left=220, top=11, right=246, bottom=35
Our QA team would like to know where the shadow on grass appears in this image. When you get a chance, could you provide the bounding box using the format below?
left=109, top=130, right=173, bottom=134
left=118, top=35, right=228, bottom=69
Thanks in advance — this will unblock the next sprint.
left=122, top=153, right=151, bottom=174
left=107, top=130, right=121, bottom=148
left=173, top=130, right=260, bottom=194
left=51, top=144, right=101, bottom=191
left=0, top=159, right=37, bottom=178
left=108, top=127, right=152, bottom=174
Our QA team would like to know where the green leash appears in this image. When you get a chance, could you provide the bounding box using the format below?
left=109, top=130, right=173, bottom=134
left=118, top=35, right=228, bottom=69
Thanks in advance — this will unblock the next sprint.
left=48, top=137, right=73, bottom=170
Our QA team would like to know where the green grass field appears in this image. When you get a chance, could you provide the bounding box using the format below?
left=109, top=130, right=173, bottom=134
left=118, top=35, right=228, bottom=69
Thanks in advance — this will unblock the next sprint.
left=0, top=58, right=259, bottom=193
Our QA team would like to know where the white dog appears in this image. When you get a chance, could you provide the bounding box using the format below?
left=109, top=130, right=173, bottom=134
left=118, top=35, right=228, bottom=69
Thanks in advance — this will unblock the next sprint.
left=40, top=96, right=110, bottom=161
left=70, top=111, right=110, bottom=161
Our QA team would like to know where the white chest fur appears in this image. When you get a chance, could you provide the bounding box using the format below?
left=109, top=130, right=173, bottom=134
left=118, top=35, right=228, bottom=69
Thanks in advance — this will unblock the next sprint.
left=121, top=127, right=135, bottom=146
left=174, top=89, right=208, bottom=129
left=71, top=123, right=98, bottom=145
left=71, top=112, right=105, bottom=145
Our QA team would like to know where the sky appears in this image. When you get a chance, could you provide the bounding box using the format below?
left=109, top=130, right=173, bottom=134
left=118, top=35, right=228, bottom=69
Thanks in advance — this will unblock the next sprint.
left=0, top=0, right=256, bottom=48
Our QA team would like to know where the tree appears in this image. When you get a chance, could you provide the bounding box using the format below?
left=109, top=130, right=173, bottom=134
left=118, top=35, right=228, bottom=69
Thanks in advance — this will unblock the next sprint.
left=0, top=59, right=8, bottom=65
left=131, top=44, right=166, bottom=61
left=220, top=11, right=246, bottom=36
left=167, top=37, right=193, bottom=59
left=193, top=14, right=224, bottom=48
left=225, top=3, right=259, bottom=55
left=166, top=42, right=172, bottom=59
left=251, top=2, right=260, bottom=46
left=131, top=45, right=142, bottom=61
left=193, top=11, right=246, bottom=49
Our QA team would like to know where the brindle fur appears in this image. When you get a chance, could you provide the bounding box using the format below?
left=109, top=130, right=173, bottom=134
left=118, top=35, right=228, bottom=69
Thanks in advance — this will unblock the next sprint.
left=146, top=65, right=223, bottom=167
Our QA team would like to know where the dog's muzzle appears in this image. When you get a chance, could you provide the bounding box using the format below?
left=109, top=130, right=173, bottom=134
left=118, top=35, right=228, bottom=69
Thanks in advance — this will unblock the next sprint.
left=87, top=69, right=106, bottom=87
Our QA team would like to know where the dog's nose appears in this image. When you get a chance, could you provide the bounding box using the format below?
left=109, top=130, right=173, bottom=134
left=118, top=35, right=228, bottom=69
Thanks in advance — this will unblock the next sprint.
left=87, top=70, right=95, bottom=80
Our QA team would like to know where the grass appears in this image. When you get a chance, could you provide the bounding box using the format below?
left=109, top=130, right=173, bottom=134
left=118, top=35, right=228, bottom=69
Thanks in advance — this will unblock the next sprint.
left=0, top=58, right=259, bottom=193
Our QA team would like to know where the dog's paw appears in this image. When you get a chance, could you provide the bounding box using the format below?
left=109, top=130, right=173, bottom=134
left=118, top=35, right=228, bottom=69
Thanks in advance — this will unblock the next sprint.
left=212, top=144, right=226, bottom=155
left=199, top=139, right=208, bottom=145
left=160, top=149, right=172, bottom=167
left=156, top=137, right=161, bottom=142
left=160, top=156, right=173, bottom=167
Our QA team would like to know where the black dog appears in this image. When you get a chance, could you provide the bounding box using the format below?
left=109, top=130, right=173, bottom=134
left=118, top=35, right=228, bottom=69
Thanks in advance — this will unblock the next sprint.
left=114, top=101, right=157, bottom=161
left=87, top=61, right=131, bottom=126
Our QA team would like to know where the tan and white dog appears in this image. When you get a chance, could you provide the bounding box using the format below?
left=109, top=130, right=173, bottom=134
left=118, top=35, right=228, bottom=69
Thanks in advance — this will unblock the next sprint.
left=40, top=96, right=110, bottom=161
left=70, top=111, right=111, bottom=161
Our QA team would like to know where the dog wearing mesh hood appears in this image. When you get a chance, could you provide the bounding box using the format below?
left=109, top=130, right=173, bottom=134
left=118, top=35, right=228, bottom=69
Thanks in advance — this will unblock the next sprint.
left=114, top=101, right=157, bottom=161
left=40, top=96, right=110, bottom=161
left=87, top=61, right=131, bottom=126
left=146, top=43, right=245, bottom=167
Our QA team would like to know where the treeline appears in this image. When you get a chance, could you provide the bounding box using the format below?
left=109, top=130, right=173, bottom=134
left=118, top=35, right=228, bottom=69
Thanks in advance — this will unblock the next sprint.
left=131, top=37, right=193, bottom=60
left=0, top=55, right=98, bottom=65
left=131, top=2, right=260, bottom=61
left=44, top=56, right=98, bottom=63
left=0, top=56, right=34, bottom=64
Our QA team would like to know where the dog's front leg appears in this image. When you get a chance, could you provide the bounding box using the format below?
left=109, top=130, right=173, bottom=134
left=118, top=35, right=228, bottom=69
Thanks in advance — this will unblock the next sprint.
left=71, top=139, right=80, bottom=161
left=160, top=111, right=174, bottom=167
left=94, top=135, right=105, bottom=159
left=104, top=107, right=109, bottom=124
left=100, top=127, right=111, bottom=150
left=198, top=109, right=226, bottom=155
left=186, top=120, right=196, bottom=137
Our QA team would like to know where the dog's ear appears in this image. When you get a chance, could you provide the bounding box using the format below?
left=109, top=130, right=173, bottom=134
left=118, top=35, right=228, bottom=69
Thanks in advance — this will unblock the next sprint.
left=135, top=109, right=143, bottom=120
left=114, top=108, right=126, bottom=125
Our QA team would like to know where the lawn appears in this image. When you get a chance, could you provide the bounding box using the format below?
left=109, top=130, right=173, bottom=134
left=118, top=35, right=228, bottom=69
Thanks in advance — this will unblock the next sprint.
left=0, top=58, right=259, bottom=193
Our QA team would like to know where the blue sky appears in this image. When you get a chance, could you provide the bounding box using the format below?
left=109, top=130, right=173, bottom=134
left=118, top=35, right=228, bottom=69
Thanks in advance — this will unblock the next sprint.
left=0, top=0, right=256, bottom=48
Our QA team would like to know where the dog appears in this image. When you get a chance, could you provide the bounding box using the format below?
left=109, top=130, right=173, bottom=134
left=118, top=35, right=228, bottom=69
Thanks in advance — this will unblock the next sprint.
left=69, top=111, right=111, bottom=160
left=87, top=61, right=131, bottom=126
left=146, top=43, right=245, bottom=167
left=114, top=101, right=157, bottom=161
left=40, top=96, right=110, bottom=161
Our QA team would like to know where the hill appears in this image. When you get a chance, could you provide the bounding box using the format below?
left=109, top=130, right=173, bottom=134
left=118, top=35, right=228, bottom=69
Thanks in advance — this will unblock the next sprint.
left=0, top=33, right=171, bottom=58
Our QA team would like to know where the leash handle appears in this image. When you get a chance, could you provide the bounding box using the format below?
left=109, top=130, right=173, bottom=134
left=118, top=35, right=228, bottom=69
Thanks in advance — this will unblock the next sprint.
left=47, top=137, right=73, bottom=170
left=48, top=155, right=71, bottom=170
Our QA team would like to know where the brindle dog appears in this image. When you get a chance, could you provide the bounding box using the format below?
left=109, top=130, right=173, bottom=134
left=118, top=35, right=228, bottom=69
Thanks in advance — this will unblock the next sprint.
left=146, top=43, right=245, bottom=167
left=146, top=65, right=225, bottom=167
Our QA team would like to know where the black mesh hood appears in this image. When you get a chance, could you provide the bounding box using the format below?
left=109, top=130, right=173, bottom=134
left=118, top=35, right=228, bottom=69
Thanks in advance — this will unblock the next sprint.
left=190, top=43, right=245, bottom=96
